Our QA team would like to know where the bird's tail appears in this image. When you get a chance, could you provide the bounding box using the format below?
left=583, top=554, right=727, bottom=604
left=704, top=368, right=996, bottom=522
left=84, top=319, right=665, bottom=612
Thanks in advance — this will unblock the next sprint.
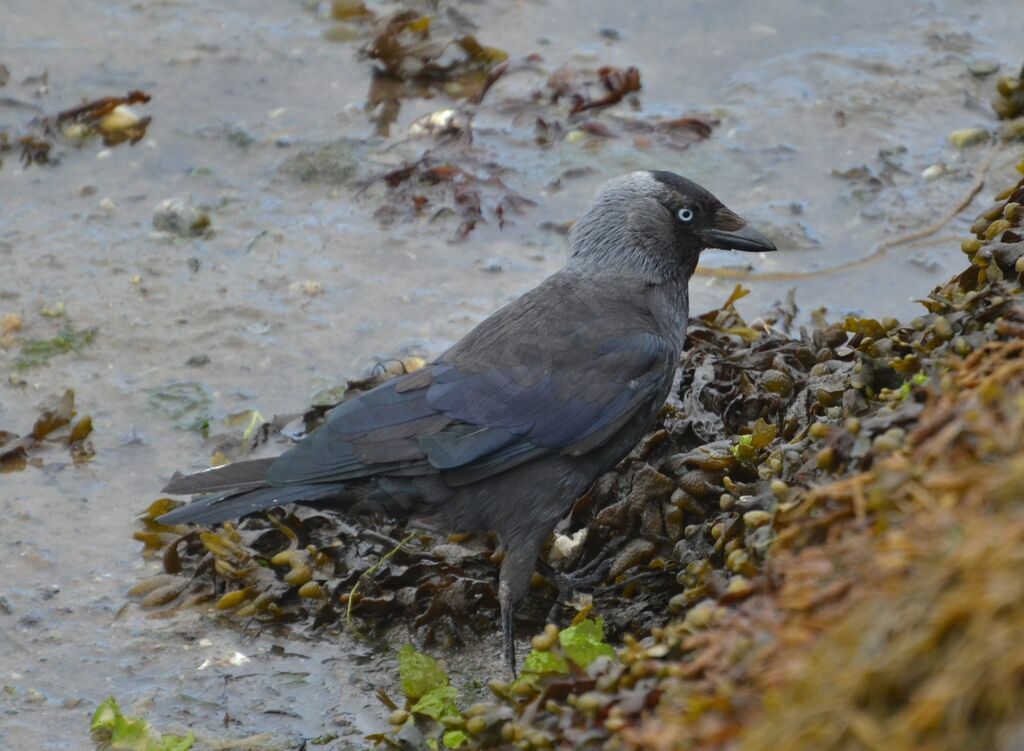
left=162, top=458, right=277, bottom=495
left=157, top=482, right=347, bottom=526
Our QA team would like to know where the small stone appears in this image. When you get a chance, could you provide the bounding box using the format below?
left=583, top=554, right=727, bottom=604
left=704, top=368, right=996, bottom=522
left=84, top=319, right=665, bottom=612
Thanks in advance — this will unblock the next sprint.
left=290, top=280, right=324, bottom=296
left=967, top=58, right=1000, bottom=76
left=153, top=198, right=211, bottom=237
left=25, top=688, right=46, bottom=704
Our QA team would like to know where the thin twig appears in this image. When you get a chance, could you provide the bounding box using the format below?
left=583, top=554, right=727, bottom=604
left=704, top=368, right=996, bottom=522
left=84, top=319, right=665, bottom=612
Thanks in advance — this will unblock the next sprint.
left=345, top=531, right=416, bottom=638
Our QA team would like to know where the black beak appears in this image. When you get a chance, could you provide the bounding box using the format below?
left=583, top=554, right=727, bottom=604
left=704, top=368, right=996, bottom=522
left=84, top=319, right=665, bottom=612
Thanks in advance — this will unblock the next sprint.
left=698, top=207, right=777, bottom=253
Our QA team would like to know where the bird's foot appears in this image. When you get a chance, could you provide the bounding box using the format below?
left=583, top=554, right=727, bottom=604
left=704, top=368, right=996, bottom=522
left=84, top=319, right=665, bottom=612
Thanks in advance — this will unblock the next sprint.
left=539, top=558, right=613, bottom=624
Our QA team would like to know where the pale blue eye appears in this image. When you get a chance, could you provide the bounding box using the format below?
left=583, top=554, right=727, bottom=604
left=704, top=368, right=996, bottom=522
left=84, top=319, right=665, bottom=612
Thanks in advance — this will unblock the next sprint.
left=677, top=207, right=694, bottom=223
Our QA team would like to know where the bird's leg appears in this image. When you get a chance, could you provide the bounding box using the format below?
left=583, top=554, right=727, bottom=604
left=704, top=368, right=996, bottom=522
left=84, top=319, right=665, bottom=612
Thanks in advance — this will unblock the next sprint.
left=499, top=580, right=517, bottom=677
left=497, top=529, right=553, bottom=677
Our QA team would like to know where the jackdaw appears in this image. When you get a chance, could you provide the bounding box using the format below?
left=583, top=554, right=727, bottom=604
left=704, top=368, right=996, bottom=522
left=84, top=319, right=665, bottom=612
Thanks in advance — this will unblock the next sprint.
left=157, top=170, right=776, bottom=672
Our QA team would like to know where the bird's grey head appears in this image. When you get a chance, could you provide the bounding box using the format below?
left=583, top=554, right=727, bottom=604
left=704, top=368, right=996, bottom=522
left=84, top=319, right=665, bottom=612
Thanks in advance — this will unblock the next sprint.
left=566, top=171, right=776, bottom=283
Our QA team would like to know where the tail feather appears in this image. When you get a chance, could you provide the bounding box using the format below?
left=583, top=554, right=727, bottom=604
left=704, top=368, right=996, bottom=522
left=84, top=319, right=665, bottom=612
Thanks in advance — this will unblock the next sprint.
left=157, top=482, right=346, bottom=526
left=162, top=458, right=277, bottom=495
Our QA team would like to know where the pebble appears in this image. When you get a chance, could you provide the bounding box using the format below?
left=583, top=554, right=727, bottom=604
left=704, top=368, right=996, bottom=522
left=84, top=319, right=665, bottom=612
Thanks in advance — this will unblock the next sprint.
left=153, top=198, right=211, bottom=237
left=967, top=58, right=1000, bottom=76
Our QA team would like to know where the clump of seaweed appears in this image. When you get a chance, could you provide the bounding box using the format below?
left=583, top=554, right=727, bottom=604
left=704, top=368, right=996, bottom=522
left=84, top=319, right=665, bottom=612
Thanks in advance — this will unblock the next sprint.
left=360, top=8, right=508, bottom=135
left=0, top=88, right=152, bottom=172
left=14, top=323, right=97, bottom=370
left=356, top=152, right=535, bottom=240
left=1, top=389, right=94, bottom=472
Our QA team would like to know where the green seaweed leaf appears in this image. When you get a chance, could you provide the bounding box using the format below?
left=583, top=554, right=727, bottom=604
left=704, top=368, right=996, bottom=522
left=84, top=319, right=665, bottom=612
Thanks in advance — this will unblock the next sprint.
left=522, top=649, right=570, bottom=675
left=411, top=685, right=459, bottom=721
left=146, top=382, right=214, bottom=434
left=91, top=696, right=195, bottom=751
left=398, top=644, right=449, bottom=700
left=443, top=729, right=468, bottom=748
left=15, top=325, right=97, bottom=370
left=516, top=617, right=615, bottom=691
left=559, top=617, right=616, bottom=668
left=731, top=433, right=755, bottom=461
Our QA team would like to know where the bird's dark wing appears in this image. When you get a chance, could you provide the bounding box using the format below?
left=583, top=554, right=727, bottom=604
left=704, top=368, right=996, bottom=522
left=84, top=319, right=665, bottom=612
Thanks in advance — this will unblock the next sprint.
left=265, top=272, right=673, bottom=488
left=421, top=331, right=670, bottom=484
left=264, top=369, right=449, bottom=485
left=265, top=333, right=670, bottom=488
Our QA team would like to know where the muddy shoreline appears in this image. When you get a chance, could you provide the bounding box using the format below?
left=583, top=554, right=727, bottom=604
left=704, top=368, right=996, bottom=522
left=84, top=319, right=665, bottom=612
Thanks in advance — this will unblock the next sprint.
left=1, top=1, right=1022, bottom=748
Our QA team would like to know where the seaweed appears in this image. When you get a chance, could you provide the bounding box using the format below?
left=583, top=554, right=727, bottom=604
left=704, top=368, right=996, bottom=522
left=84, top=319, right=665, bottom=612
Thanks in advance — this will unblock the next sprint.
left=14, top=324, right=97, bottom=370
left=91, top=696, right=194, bottom=751
left=0, top=389, right=94, bottom=472
left=0, top=86, right=152, bottom=172
left=360, top=10, right=508, bottom=135
left=356, top=152, right=534, bottom=240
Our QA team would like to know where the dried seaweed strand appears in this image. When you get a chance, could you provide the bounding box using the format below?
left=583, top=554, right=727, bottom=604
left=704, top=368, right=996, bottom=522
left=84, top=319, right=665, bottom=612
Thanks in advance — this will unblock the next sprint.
left=345, top=531, right=416, bottom=637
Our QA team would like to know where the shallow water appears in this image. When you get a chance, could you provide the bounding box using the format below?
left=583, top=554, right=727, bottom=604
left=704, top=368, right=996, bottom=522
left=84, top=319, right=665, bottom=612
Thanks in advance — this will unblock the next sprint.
left=0, top=0, right=1020, bottom=747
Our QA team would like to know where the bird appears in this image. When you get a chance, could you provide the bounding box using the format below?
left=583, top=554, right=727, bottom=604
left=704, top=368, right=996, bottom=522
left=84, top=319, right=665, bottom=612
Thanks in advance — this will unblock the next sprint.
left=157, top=170, right=776, bottom=673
